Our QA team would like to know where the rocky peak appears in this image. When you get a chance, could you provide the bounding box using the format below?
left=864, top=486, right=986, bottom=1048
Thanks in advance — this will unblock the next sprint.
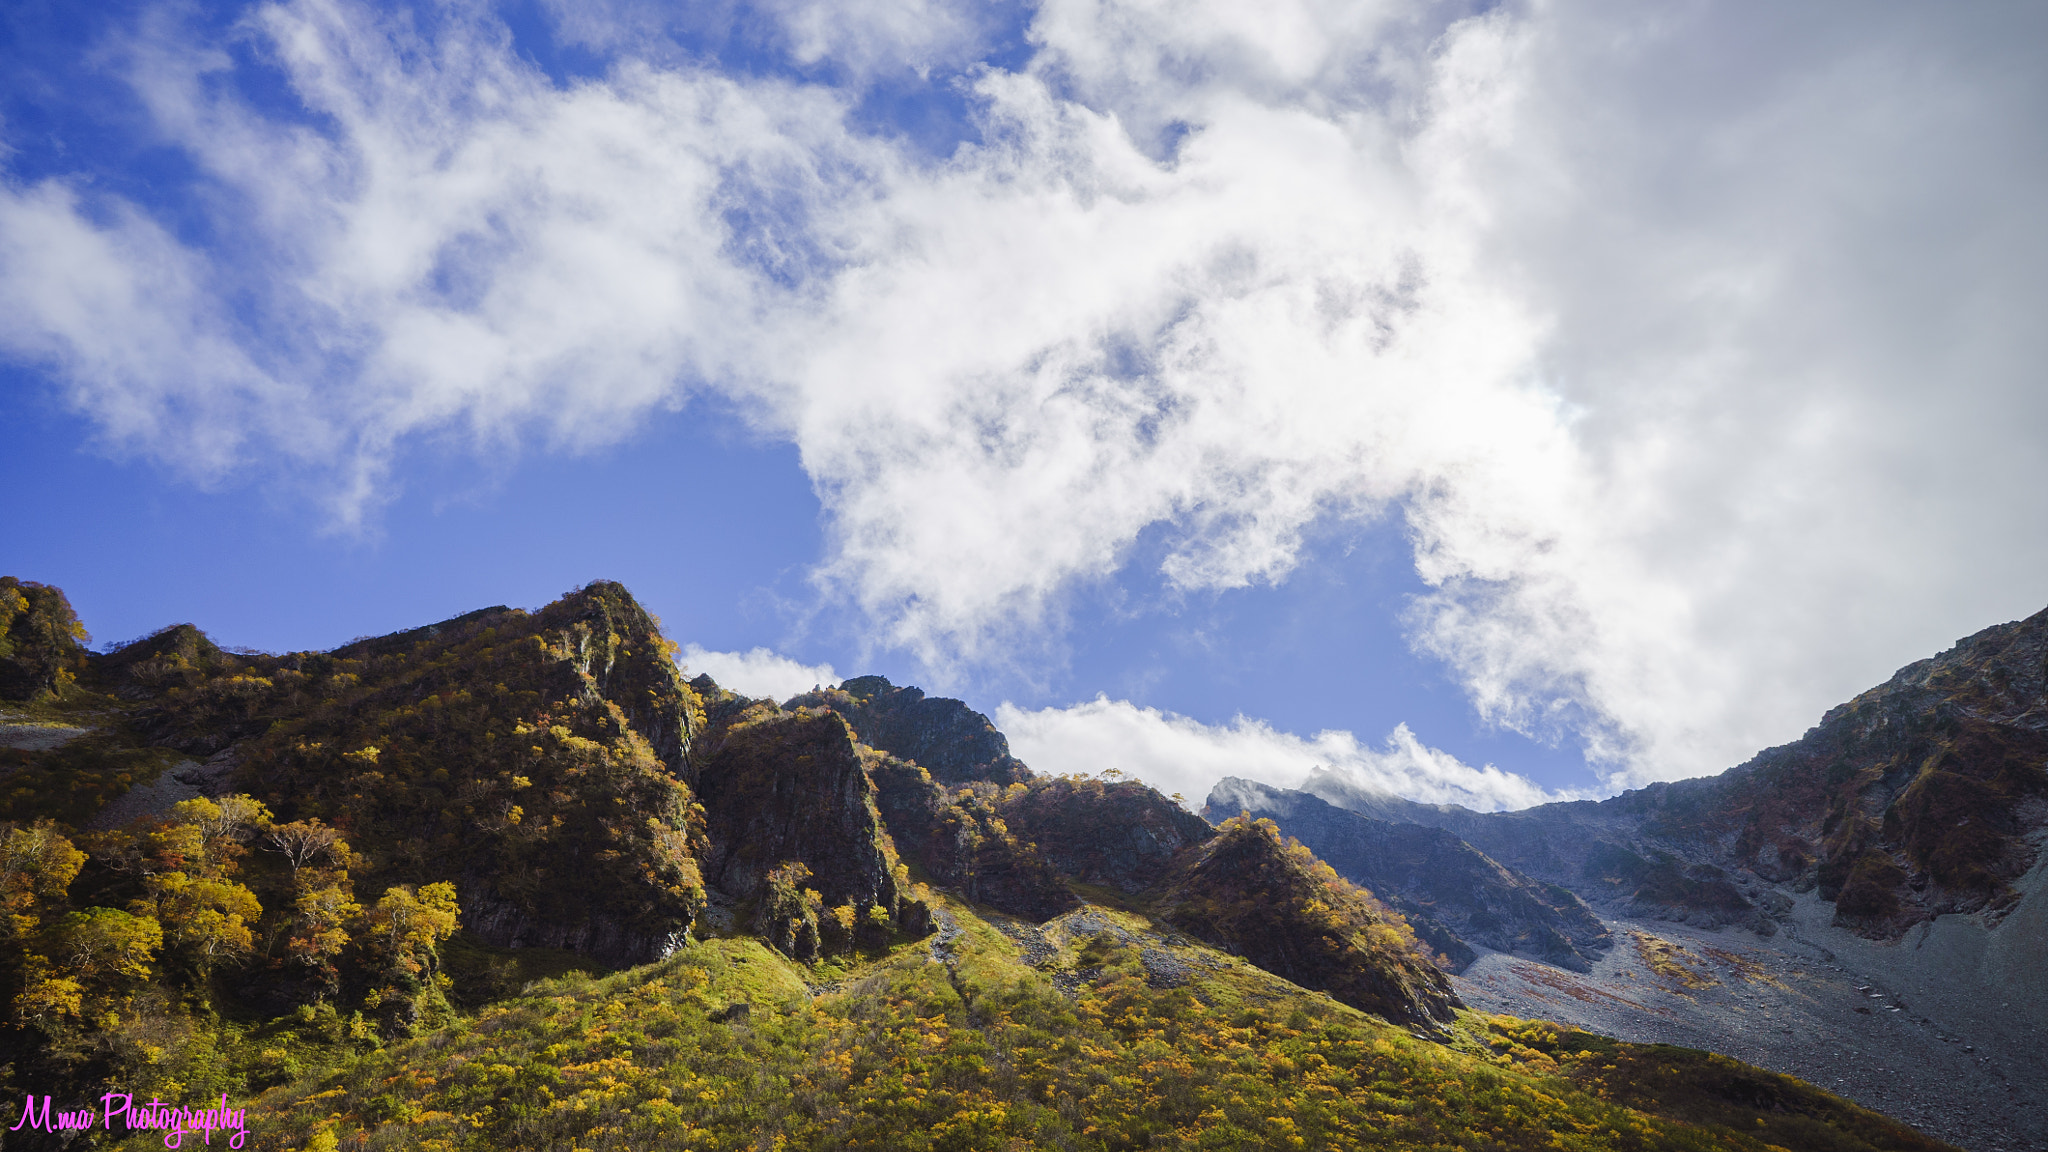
left=796, top=675, right=1033, bottom=785
left=530, top=582, right=705, bottom=779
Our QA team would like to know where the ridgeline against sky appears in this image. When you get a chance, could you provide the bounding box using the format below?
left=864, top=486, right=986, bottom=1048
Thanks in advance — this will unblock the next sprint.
left=4, top=0, right=2046, bottom=807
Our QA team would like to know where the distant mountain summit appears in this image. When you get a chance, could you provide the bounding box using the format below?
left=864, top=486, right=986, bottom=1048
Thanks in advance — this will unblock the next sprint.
left=1284, top=604, right=2048, bottom=942
left=1214, top=603, right=2048, bottom=1152
left=1207, top=779, right=1610, bottom=972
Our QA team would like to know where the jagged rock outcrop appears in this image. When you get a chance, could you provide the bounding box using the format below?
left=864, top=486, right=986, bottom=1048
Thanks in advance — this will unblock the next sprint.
left=1000, top=776, right=1214, bottom=893
left=693, top=707, right=902, bottom=917
left=866, top=753, right=1077, bottom=921
left=794, top=676, right=1033, bottom=785
left=1207, top=779, right=1609, bottom=971
left=541, top=592, right=704, bottom=779
left=1304, top=606, right=2048, bottom=940
left=1155, top=815, right=1460, bottom=1031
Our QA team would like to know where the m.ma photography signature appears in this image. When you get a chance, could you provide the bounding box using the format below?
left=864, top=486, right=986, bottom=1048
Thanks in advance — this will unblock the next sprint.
left=12, top=1091, right=251, bottom=1147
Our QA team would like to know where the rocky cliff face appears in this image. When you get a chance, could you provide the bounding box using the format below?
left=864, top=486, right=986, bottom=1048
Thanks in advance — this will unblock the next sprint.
left=693, top=706, right=904, bottom=921
left=1666, top=607, right=2048, bottom=935
left=797, top=676, right=1033, bottom=785
left=1209, top=779, right=1610, bottom=971
left=1156, top=815, right=1461, bottom=1031
left=1000, top=776, right=1214, bottom=894
left=864, top=752, right=1077, bottom=921
left=1302, top=606, right=2048, bottom=942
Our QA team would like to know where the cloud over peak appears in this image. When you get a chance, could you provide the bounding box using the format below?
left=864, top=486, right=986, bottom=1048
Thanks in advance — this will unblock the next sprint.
left=998, top=697, right=1577, bottom=813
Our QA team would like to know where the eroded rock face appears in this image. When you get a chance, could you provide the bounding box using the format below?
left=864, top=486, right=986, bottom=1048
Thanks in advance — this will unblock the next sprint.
left=1688, top=609, right=2048, bottom=934
left=1001, top=777, right=1214, bottom=894
left=1209, top=781, right=1609, bottom=972
left=866, top=753, right=1077, bottom=921
left=797, top=676, right=1033, bottom=785
left=694, top=708, right=902, bottom=916
left=459, top=895, right=687, bottom=963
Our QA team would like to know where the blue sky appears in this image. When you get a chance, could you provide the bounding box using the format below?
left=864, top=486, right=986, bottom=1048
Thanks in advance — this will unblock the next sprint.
left=5, top=0, right=2046, bottom=808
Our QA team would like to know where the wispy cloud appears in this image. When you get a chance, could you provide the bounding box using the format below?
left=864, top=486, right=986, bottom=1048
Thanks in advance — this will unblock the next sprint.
left=4, top=0, right=2046, bottom=788
left=996, top=698, right=1574, bottom=813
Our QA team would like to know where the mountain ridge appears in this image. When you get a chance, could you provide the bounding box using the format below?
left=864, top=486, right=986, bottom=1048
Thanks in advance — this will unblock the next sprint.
left=1296, top=604, right=2048, bottom=941
left=0, top=575, right=1990, bottom=1150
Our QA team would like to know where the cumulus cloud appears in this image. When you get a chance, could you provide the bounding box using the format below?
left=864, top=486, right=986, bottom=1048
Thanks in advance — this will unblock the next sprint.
left=4, top=0, right=2046, bottom=788
left=996, top=697, right=1573, bottom=812
left=678, top=644, right=838, bottom=701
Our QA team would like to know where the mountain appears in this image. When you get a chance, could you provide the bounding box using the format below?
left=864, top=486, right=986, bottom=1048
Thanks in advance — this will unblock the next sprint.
left=1207, top=779, right=1611, bottom=972
left=1216, top=605, right=2048, bottom=1152
left=1153, top=812, right=1460, bottom=1030
left=1298, top=607, right=2048, bottom=941
left=0, top=577, right=1967, bottom=1151
left=999, top=775, right=1215, bottom=893
left=797, top=675, right=1033, bottom=785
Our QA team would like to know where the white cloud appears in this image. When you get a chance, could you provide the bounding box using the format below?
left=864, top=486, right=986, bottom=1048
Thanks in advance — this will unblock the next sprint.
left=0, top=178, right=320, bottom=479
left=678, top=644, right=839, bottom=701
left=541, top=0, right=997, bottom=80
left=996, top=697, right=1573, bottom=812
left=4, top=0, right=2047, bottom=789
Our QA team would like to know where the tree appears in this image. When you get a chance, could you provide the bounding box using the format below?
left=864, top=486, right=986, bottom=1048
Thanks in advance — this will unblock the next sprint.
left=267, top=819, right=347, bottom=882
left=12, top=956, right=82, bottom=1029
left=286, top=881, right=360, bottom=988
left=79, top=819, right=205, bottom=878
left=53, top=907, right=162, bottom=983
left=363, top=882, right=460, bottom=981
left=170, top=795, right=274, bottom=873
left=0, top=821, right=86, bottom=940
left=133, top=872, right=263, bottom=970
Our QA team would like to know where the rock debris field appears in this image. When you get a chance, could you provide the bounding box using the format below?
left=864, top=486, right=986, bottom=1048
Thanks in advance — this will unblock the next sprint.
left=1454, top=880, right=2048, bottom=1152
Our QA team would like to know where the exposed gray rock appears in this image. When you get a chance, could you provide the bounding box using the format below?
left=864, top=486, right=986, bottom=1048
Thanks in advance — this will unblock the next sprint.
left=1209, top=779, right=1610, bottom=972
left=797, top=675, right=1032, bottom=785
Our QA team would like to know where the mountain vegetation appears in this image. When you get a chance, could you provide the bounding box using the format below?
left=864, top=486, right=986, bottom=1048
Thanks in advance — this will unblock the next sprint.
left=1154, top=814, right=1459, bottom=1031
left=0, top=578, right=90, bottom=702
left=0, top=577, right=1963, bottom=1150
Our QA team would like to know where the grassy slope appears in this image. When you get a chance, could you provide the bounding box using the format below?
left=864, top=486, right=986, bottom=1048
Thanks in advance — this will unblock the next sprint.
left=232, top=893, right=1952, bottom=1152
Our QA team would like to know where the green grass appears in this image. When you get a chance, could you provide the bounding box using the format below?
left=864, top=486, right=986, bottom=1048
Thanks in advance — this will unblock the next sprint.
left=212, top=894, right=1952, bottom=1152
